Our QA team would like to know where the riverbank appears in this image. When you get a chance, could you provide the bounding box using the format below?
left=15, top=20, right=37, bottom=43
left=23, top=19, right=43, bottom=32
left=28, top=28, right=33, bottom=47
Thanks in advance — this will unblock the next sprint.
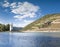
left=22, top=30, right=60, bottom=32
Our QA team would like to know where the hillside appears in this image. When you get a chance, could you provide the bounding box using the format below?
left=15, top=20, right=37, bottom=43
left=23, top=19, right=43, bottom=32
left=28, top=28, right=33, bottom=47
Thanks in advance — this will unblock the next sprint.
left=12, top=27, right=23, bottom=31
left=22, top=13, right=60, bottom=32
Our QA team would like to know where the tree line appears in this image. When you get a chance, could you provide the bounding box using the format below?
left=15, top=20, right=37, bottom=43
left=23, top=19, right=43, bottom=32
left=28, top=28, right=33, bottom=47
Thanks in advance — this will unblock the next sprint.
left=0, top=24, right=10, bottom=31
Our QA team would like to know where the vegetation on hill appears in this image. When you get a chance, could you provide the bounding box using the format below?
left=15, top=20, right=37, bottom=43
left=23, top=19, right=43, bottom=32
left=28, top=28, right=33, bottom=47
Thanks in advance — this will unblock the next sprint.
left=22, top=13, right=60, bottom=31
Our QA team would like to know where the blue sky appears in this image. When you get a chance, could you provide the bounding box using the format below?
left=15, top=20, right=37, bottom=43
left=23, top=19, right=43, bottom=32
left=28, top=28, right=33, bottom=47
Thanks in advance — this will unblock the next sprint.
left=0, top=0, right=60, bottom=27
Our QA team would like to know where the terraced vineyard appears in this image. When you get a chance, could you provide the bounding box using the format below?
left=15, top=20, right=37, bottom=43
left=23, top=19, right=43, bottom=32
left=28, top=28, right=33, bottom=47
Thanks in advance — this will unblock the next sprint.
left=22, top=13, right=60, bottom=32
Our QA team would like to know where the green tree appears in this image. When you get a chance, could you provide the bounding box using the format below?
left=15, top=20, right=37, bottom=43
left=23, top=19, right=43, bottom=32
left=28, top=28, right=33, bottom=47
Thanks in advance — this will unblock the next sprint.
left=5, top=24, right=10, bottom=31
left=0, top=23, right=10, bottom=31
left=0, top=24, right=3, bottom=31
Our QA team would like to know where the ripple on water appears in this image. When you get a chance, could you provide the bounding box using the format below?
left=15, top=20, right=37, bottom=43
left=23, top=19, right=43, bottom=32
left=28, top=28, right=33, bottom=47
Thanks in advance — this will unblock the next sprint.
left=0, top=32, right=60, bottom=47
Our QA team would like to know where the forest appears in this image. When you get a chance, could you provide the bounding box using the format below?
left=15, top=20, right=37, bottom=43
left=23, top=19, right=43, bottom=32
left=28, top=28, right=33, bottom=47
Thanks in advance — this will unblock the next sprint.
left=0, top=24, right=10, bottom=31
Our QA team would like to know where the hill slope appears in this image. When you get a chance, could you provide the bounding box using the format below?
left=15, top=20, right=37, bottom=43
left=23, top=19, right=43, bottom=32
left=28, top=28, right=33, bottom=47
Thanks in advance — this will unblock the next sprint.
left=22, top=13, right=60, bottom=31
left=12, top=27, right=23, bottom=31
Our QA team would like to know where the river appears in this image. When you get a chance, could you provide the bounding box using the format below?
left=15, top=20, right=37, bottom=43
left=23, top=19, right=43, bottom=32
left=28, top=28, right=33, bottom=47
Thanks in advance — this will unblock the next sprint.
left=0, top=32, right=60, bottom=47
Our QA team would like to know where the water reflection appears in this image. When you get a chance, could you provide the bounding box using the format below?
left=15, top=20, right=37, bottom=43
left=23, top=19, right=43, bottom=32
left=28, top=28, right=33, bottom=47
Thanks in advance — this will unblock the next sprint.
left=0, top=32, right=60, bottom=47
left=11, top=32, right=60, bottom=47
left=0, top=32, right=9, bottom=47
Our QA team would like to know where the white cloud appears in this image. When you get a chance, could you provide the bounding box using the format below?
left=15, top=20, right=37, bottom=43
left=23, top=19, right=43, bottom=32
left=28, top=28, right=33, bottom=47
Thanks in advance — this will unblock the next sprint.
left=3, top=1, right=10, bottom=7
left=13, top=23, right=28, bottom=27
left=2, top=1, right=40, bottom=19
left=14, top=13, right=35, bottom=20
left=2, top=1, right=40, bottom=27
left=3, top=1, right=17, bottom=8
left=24, top=20, right=34, bottom=23
left=4, top=0, right=8, bottom=2
left=13, top=20, right=34, bottom=27
left=12, top=2, right=40, bottom=20
left=0, top=21, right=3, bottom=23
left=10, top=2, right=17, bottom=8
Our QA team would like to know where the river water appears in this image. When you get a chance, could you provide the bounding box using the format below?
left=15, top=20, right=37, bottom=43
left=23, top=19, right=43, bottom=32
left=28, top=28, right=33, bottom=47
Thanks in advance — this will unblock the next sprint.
left=0, top=32, right=60, bottom=47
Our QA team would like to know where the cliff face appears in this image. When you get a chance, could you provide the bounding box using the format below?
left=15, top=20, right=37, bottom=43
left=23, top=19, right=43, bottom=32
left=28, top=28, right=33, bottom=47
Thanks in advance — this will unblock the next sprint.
left=22, top=13, right=60, bottom=31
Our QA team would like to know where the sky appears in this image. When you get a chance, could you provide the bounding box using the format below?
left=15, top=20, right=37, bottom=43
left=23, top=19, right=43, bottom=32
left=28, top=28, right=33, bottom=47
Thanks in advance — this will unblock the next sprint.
left=0, top=0, right=60, bottom=27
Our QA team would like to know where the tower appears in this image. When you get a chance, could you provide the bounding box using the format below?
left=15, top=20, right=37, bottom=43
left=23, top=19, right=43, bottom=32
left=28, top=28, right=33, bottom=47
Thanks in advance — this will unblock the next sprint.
left=10, top=23, right=13, bottom=32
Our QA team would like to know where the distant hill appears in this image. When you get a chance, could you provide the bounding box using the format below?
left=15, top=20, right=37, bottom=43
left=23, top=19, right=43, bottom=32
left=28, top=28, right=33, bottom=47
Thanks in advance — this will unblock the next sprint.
left=12, top=27, right=23, bottom=31
left=22, top=13, right=60, bottom=32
